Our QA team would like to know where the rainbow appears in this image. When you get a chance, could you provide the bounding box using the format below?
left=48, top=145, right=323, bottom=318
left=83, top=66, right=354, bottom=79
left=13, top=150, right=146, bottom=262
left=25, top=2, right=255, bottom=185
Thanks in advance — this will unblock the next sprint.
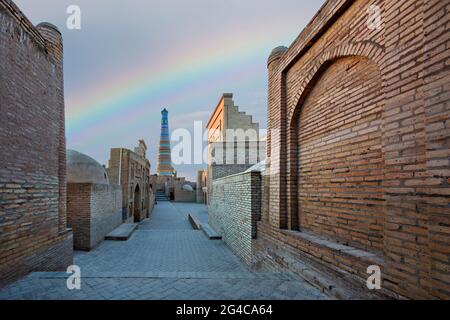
left=66, top=25, right=300, bottom=150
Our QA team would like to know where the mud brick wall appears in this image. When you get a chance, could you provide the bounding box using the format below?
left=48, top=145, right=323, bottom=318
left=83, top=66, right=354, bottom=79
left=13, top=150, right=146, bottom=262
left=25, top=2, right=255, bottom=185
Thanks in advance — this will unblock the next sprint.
left=260, top=0, right=450, bottom=299
left=67, top=183, right=122, bottom=250
left=67, top=184, right=91, bottom=250
left=90, top=184, right=122, bottom=248
left=209, top=171, right=262, bottom=265
left=0, top=0, right=73, bottom=288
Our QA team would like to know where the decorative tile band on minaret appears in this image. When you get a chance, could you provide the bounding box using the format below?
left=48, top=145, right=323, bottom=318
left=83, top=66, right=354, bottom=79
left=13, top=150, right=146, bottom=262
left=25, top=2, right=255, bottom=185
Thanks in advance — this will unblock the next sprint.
left=157, top=108, right=173, bottom=176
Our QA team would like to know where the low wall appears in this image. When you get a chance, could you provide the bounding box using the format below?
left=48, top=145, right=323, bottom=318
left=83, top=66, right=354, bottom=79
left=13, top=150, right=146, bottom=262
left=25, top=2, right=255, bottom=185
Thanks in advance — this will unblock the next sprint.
left=67, top=183, right=122, bottom=250
left=209, top=171, right=262, bottom=265
left=174, top=187, right=196, bottom=202
left=90, top=184, right=122, bottom=248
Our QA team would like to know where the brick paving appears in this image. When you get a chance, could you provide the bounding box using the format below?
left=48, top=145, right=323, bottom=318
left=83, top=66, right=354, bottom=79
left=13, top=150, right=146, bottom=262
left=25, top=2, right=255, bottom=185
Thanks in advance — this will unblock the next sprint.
left=0, top=202, right=327, bottom=300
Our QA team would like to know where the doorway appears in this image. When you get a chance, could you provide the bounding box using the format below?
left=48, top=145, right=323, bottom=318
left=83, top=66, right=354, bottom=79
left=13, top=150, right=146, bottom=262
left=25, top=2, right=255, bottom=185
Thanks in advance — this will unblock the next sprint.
left=134, top=184, right=141, bottom=222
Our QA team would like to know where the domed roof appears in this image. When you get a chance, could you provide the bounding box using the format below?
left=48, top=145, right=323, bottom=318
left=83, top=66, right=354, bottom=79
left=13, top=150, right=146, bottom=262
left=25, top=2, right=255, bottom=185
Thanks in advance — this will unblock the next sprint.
left=270, top=46, right=288, bottom=56
left=182, top=184, right=194, bottom=192
left=67, top=149, right=109, bottom=184
left=268, top=46, right=288, bottom=65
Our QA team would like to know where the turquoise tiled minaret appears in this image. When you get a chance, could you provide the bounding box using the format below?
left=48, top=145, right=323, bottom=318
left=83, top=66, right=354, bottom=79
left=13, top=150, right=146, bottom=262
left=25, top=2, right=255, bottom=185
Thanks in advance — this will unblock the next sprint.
left=157, top=108, right=173, bottom=176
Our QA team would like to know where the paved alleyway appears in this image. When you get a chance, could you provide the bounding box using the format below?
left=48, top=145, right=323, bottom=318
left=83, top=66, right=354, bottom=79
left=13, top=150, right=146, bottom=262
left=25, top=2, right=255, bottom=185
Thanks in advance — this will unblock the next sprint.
left=0, top=202, right=327, bottom=300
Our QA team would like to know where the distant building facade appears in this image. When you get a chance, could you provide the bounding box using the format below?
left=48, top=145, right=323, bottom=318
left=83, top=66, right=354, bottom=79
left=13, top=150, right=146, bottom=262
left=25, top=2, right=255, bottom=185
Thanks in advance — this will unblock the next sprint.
left=0, top=1, right=73, bottom=288
left=107, top=140, right=154, bottom=222
left=151, top=174, right=197, bottom=202
left=67, top=150, right=122, bottom=251
left=206, top=93, right=265, bottom=203
left=206, top=94, right=266, bottom=265
left=196, top=170, right=208, bottom=204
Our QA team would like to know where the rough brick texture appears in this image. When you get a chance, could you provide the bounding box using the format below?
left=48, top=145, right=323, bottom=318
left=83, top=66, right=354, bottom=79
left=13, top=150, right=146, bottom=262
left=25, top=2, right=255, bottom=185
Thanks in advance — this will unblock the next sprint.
left=260, top=0, right=450, bottom=299
left=209, top=171, right=262, bottom=265
left=0, top=0, right=73, bottom=288
left=67, top=183, right=122, bottom=250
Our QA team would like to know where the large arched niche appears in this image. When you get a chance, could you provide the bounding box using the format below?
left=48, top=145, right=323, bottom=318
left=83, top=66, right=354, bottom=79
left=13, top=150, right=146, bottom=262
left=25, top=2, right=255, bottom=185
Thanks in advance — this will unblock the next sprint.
left=287, top=55, right=384, bottom=254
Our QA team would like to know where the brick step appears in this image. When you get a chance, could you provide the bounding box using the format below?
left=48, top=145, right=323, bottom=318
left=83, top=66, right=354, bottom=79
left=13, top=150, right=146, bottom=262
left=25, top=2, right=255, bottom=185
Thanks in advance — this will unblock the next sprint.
left=105, top=223, right=138, bottom=241
left=155, top=191, right=170, bottom=201
left=187, top=214, right=221, bottom=240
left=188, top=213, right=201, bottom=230
left=200, top=223, right=221, bottom=240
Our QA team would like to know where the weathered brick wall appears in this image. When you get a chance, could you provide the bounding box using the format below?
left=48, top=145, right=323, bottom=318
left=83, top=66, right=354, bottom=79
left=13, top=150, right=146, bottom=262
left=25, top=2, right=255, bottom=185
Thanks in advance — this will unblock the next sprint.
left=209, top=171, right=262, bottom=265
left=296, top=55, right=384, bottom=253
left=261, top=0, right=450, bottom=299
left=67, top=184, right=91, bottom=250
left=0, top=0, right=73, bottom=288
left=67, top=183, right=122, bottom=250
left=90, top=184, right=122, bottom=248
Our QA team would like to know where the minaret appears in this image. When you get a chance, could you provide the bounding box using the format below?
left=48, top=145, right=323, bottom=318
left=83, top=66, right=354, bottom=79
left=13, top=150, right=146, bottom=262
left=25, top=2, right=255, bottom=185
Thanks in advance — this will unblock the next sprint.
left=157, top=108, right=173, bottom=176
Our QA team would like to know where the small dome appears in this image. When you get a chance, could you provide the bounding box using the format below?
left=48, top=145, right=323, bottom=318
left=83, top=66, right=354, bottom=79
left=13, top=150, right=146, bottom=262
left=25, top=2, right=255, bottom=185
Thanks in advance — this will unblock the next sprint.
left=270, top=46, right=288, bottom=56
left=268, top=46, right=288, bottom=65
left=182, top=184, right=194, bottom=192
left=36, top=22, right=61, bottom=35
left=67, top=149, right=109, bottom=184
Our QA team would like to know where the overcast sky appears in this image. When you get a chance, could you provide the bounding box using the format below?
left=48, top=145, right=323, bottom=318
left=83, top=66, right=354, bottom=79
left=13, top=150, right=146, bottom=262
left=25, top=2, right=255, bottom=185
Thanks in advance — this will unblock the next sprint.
left=15, top=0, right=325, bottom=180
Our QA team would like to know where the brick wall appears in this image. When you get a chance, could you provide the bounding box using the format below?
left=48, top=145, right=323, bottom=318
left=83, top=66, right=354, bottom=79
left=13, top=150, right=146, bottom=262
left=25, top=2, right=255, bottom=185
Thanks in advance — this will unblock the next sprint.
left=208, top=140, right=265, bottom=205
left=67, top=184, right=91, bottom=250
left=174, top=185, right=197, bottom=202
left=209, top=171, right=262, bottom=265
left=261, top=0, right=450, bottom=299
left=296, top=55, right=384, bottom=253
left=0, top=0, right=73, bottom=288
left=206, top=93, right=265, bottom=208
left=90, top=184, right=122, bottom=248
left=67, top=183, right=122, bottom=250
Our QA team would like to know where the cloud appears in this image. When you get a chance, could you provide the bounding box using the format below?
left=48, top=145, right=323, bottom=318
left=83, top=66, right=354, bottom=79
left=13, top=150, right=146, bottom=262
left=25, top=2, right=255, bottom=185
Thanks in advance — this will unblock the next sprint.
left=14, top=0, right=326, bottom=180
left=170, top=110, right=211, bottom=130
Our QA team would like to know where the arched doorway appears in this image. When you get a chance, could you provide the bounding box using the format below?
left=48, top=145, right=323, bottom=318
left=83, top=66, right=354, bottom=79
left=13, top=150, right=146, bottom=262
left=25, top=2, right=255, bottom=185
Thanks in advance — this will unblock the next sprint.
left=289, top=56, right=384, bottom=253
left=134, top=184, right=141, bottom=222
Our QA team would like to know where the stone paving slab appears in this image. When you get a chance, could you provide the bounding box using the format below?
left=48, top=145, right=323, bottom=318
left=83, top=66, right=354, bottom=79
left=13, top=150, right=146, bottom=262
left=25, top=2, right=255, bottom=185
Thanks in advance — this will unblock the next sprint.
left=0, top=277, right=326, bottom=300
left=75, top=229, right=246, bottom=273
left=173, top=202, right=209, bottom=224
left=0, top=201, right=328, bottom=300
